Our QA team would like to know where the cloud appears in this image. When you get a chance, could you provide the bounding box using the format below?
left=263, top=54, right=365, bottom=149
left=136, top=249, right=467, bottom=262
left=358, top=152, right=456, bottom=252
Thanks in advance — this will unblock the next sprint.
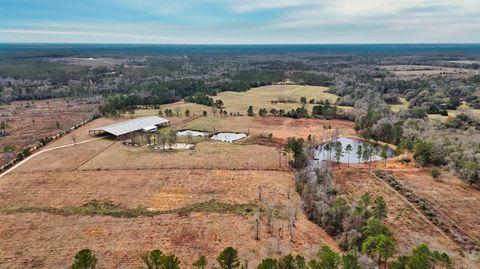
left=0, top=29, right=178, bottom=42
left=1, top=0, right=480, bottom=43
left=263, top=0, right=480, bottom=30
left=227, top=0, right=315, bottom=13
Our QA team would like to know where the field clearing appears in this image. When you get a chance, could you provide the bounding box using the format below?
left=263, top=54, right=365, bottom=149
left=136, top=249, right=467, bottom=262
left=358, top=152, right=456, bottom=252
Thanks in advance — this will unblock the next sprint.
left=134, top=85, right=347, bottom=117
left=428, top=107, right=480, bottom=121
left=79, top=141, right=283, bottom=171
left=177, top=116, right=356, bottom=141
left=133, top=101, right=211, bottom=117
left=388, top=97, right=409, bottom=112
left=449, top=60, right=480, bottom=65
left=0, top=169, right=295, bottom=210
left=50, top=57, right=127, bottom=67
left=13, top=139, right=115, bottom=172
left=387, top=168, right=480, bottom=243
left=0, top=212, right=338, bottom=268
left=212, top=85, right=339, bottom=114
left=0, top=115, right=343, bottom=267
left=382, top=65, right=477, bottom=78
left=334, top=169, right=474, bottom=268
left=0, top=98, right=98, bottom=166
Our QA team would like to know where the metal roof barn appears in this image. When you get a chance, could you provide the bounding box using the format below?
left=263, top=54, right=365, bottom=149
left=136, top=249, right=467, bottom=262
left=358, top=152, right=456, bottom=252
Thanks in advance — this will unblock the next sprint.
left=90, top=116, right=169, bottom=137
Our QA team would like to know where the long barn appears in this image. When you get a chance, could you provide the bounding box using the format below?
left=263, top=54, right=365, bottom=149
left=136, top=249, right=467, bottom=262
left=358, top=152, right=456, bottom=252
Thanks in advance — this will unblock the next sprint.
left=89, top=116, right=170, bottom=138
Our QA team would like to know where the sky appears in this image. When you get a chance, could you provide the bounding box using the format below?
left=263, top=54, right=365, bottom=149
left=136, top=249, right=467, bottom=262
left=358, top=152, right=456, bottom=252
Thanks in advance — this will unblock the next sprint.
left=1, top=0, right=480, bottom=44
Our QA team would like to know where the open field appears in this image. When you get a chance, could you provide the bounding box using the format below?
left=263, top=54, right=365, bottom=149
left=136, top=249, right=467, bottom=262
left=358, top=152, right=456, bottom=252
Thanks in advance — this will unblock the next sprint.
left=382, top=65, right=478, bottom=78
left=212, top=85, right=340, bottom=114
left=386, top=168, right=480, bottom=244
left=0, top=117, right=340, bottom=268
left=78, top=141, right=283, bottom=171
left=132, top=85, right=345, bottom=117
left=428, top=104, right=480, bottom=121
left=388, top=97, right=409, bottom=112
left=449, top=60, right=480, bottom=65
left=0, top=212, right=337, bottom=268
left=176, top=116, right=356, bottom=142
left=135, top=101, right=211, bottom=117
left=0, top=169, right=295, bottom=210
left=50, top=57, right=127, bottom=67
left=1, top=111, right=478, bottom=267
left=0, top=98, right=98, bottom=166
left=334, top=169, right=476, bottom=267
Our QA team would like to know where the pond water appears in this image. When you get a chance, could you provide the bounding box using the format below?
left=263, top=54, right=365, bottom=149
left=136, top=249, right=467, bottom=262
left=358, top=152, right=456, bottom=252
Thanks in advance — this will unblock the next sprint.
left=176, top=130, right=209, bottom=137
left=313, top=137, right=395, bottom=164
left=210, top=132, right=247, bottom=143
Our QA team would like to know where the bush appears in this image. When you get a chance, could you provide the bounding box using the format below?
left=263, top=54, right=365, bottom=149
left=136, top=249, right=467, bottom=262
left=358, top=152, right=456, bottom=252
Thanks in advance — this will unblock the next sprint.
left=431, top=168, right=441, bottom=180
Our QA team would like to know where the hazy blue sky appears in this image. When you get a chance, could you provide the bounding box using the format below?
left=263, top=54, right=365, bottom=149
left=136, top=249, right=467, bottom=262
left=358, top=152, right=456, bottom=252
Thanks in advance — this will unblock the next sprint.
left=1, top=0, right=480, bottom=44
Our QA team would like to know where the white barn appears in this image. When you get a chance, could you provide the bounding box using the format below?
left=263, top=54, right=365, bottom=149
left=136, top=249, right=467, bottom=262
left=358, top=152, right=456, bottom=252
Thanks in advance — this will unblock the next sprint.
left=89, top=116, right=170, bottom=138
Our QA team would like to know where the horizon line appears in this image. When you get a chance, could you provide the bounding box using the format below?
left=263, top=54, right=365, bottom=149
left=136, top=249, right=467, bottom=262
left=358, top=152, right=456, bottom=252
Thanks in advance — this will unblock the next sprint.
left=2, top=42, right=480, bottom=46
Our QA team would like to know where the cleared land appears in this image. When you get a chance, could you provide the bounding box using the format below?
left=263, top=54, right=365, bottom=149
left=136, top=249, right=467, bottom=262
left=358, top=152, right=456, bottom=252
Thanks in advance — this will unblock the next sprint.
left=388, top=97, right=409, bottom=112
left=212, top=85, right=339, bottom=114
left=428, top=105, right=480, bottom=121
left=0, top=99, right=97, bottom=166
left=177, top=116, right=356, bottom=142
left=387, top=168, right=480, bottom=244
left=334, top=169, right=477, bottom=267
left=382, top=65, right=477, bottom=78
left=49, top=57, right=127, bottom=67
left=0, top=117, right=340, bottom=268
left=132, top=85, right=345, bottom=117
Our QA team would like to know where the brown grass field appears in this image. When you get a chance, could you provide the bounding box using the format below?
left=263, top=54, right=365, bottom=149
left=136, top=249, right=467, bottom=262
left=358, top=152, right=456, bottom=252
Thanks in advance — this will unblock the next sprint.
left=1, top=110, right=479, bottom=268
left=133, top=85, right=351, bottom=117
left=334, top=169, right=477, bottom=268
left=386, top=168, right=480, bottom=244
left=176, top=116, right=356, bottom=142
left=0, top=98, right=98, bottom=166
left=0, top=117, right=340, bottom=268
left=382, top=65, right=477, bottom=79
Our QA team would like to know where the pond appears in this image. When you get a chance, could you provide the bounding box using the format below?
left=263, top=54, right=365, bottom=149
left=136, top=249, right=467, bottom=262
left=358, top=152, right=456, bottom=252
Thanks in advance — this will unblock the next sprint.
left=210, top=132, right=247, bottom=143
left=176, top=130, right=209, bottom=137
left=313, top=137, right=395, bottom=164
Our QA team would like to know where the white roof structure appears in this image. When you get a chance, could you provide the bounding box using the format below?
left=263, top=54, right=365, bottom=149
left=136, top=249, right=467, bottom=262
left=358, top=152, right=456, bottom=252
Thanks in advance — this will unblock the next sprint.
left=91, top=116, right=169, bottom=137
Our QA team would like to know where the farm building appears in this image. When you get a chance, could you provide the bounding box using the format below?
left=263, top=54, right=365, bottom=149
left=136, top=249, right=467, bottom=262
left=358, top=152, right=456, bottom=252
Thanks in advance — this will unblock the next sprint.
left=89, top=116, right=169, bottom=138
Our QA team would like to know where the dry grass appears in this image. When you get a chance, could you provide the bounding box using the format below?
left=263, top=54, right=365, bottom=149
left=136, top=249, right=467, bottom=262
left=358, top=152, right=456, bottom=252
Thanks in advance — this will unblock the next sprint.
left=428, top=106, right=480, bottom=121
left=389, top=97, right=409, bottom=112
left=0, top=212, right=338, bottom=268
left=382, top=65, right=477, bottom=78
left=0, top=116, right=343, bottom=268
left=211, top=85, right=339, bottom=114
left=387, top=168, right=480, bottom=243
left=0, top=169, right=295, bottom=210
left=135, top=101, right=211, bottom=117
left=14, top=139, right=115, bottom=172
left=177, top=116, right=356, bottom=142
left=0, top=98, right=98, bottom=165
left=78, top=141, right=283, bottom=171
left=334, top=169, right=475, bottom=268
left=132, top=85, right=346, bottom=118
